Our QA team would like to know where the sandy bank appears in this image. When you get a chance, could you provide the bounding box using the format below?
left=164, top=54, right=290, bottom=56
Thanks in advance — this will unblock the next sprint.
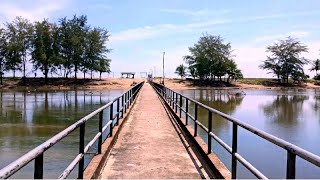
left=161, top=78, right=320, bottom=90
left=0, top=78, right=144, bottom=91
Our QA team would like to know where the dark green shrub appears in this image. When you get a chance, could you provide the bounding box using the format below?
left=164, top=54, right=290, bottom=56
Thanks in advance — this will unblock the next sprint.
left=314, top=74, right=320, bottom=80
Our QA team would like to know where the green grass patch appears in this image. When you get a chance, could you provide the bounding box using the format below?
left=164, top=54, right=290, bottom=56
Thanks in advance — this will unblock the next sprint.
left=237, top=78, right=278, bottom=85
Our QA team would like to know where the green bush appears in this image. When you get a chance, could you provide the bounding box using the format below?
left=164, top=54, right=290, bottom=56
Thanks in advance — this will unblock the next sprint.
left=314, top=74, right=320, bottom=80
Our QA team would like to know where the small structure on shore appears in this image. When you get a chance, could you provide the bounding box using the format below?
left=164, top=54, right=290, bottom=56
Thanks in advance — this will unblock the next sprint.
left=121, top=72, right=135, bottom=78
left=147, top=74, right=153, bottom=82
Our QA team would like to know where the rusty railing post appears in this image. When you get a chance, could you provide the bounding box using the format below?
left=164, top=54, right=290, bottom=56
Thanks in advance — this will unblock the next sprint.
left=175, top=93, right=178, bottom=113
left=208, top=111, right=212, bottom=154
left=124, top=93, right=127, bottom=114
left=78, top=123, right=85, bottom=179
left=170, top=90, right=173, bottom=107
left=122, top=94, right=125, bottom=117
left=34, top=153, right=43, bottom=179
left=128, top=91, right=130, bottom=107
left=98, top=111, right=103, bottom=154
left=162, top=86, right=164, bottom=97
left=179, top=95, right=182, bottom=118
left=127, top=90, right=130, bottom=108
left=165, top=88, right=167, bottom=101
left=286, top=151, right=296, bottom=179
left=130, top=90, right=132, bottom=105
left=130, top=89, right=132, bottom=105
left=171, top=92, right=174, bottom=110
left=116, top=99, right=120, bottom=126
left=110, top=103, right=113, bottom=137
left=128, top=91, right=130, bottom=106
left=186, top=99, right=188, bottom=125
left=172, top=92, right=175, bottom=111
left=232, top=123, right=238, bottom=179
left=194, top=103, right=198, bottom=137
left=126, top=92, right=129, bottom=108
left=131, top=89, right=134, bottom=104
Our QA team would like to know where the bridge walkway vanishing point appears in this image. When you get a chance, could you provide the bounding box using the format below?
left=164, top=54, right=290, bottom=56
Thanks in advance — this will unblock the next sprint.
left=99, top=83, right=207, bottom=179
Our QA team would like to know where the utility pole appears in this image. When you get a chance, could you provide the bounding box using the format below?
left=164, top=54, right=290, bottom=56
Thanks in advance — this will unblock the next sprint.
left=162, top=51, right=165, bottom=85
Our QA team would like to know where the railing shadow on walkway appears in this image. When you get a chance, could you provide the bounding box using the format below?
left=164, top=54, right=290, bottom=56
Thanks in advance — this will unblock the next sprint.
left=157, top=88, right=214, bottom=179
left=151, top=82, right=320, bottom=179
left=0, top=82, right=144, bottom=179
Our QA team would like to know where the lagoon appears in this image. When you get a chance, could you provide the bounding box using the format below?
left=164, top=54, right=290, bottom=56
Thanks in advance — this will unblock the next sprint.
left=0, top=90, right=125, bottom=178
left=177, top=88, right=320, bottom=178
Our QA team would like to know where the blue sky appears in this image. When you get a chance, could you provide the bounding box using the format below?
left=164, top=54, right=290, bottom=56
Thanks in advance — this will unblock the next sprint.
left=0, top=0, right=320, bottom=78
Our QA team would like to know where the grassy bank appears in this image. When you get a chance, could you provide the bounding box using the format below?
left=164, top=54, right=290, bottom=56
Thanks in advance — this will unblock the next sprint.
left=238, top=78, right=320, bottom=86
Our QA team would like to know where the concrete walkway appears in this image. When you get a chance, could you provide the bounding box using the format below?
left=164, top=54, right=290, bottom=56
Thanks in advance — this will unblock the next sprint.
left=99, top=83, right=201, bottom=179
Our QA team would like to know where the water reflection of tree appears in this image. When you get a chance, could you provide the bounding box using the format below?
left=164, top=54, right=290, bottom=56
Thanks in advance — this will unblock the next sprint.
left=0, top=92, right=24, bottom=123
left=191, top=90, right=244, bottom=132
left=311, top=95, right=320, bottom=121
left=262, top=95, right=309, bottom=124
left=31, top=91, right=105, bottom=125
left=0, top=91, right=112, bottom=148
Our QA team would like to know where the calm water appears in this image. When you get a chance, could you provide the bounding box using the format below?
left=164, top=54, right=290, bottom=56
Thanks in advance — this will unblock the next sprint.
left=1, top=89, right=320, bottom=179
left=177, top=89, right=320, bottom=179
left=0, top=90, right=125, bottom=179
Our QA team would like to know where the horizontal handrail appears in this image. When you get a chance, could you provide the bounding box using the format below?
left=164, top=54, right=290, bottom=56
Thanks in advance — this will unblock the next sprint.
left=0, top=81, right=144, bottom=179
left=151, top=82, right=320, bottom=179
left=58, top=154, right=83, bottom=179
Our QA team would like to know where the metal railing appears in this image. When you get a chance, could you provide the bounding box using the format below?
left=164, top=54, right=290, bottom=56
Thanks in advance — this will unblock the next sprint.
left=152, top=82, right=320, bottom=179
left=0, top=82, right=144, bottom=179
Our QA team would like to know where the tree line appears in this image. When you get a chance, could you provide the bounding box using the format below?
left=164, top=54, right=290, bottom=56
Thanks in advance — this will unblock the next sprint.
left=0, top=15, right=111, bottom=85
left=176, top=34, right=320, bottom=84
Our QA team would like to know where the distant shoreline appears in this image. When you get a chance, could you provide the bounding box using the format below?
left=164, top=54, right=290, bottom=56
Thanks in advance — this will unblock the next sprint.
left=161, top=78, right=320, bottom=90
left=0, top=77, right=143, bottom=91
left=0, top=77, right=319, bottom=91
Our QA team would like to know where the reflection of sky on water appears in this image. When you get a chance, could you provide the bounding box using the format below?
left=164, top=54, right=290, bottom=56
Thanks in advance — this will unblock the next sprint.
left=0, top=90, right=124, bottom=178
left=1, top=88, right=319, bottom=178
left=178, top=89, right=320, bottom=179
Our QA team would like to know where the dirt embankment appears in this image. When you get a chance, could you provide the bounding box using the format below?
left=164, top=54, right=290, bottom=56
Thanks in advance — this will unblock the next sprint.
left=1, top=77, right=319, bottom=91
left=0, top=78, right=144, bottom=91
left=162, top=78, right=320, bottom=90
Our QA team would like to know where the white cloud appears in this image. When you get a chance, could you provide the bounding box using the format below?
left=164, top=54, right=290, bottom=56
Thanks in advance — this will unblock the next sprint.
left=86, top=4, right=111, bottom=10
left=160, top=8, right=230, bottom=19
left=250, top=11, right=320, bottom=21
left=161, top=8, right=211, bottom=17
left=110, top=19, right=228, bottom=43
left=254, top=31, right=310, bottom=43
left=111, top=9, right=320, bottom=44
left=0, top=0, right=70, bottom=23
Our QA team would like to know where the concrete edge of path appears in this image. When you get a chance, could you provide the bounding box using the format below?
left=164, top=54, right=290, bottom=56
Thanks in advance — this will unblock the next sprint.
left=83, top=84, right=144, bottom=179
left=156, top=91, right=211, bottom=179
left=153, top=85, right=231, bottom=179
